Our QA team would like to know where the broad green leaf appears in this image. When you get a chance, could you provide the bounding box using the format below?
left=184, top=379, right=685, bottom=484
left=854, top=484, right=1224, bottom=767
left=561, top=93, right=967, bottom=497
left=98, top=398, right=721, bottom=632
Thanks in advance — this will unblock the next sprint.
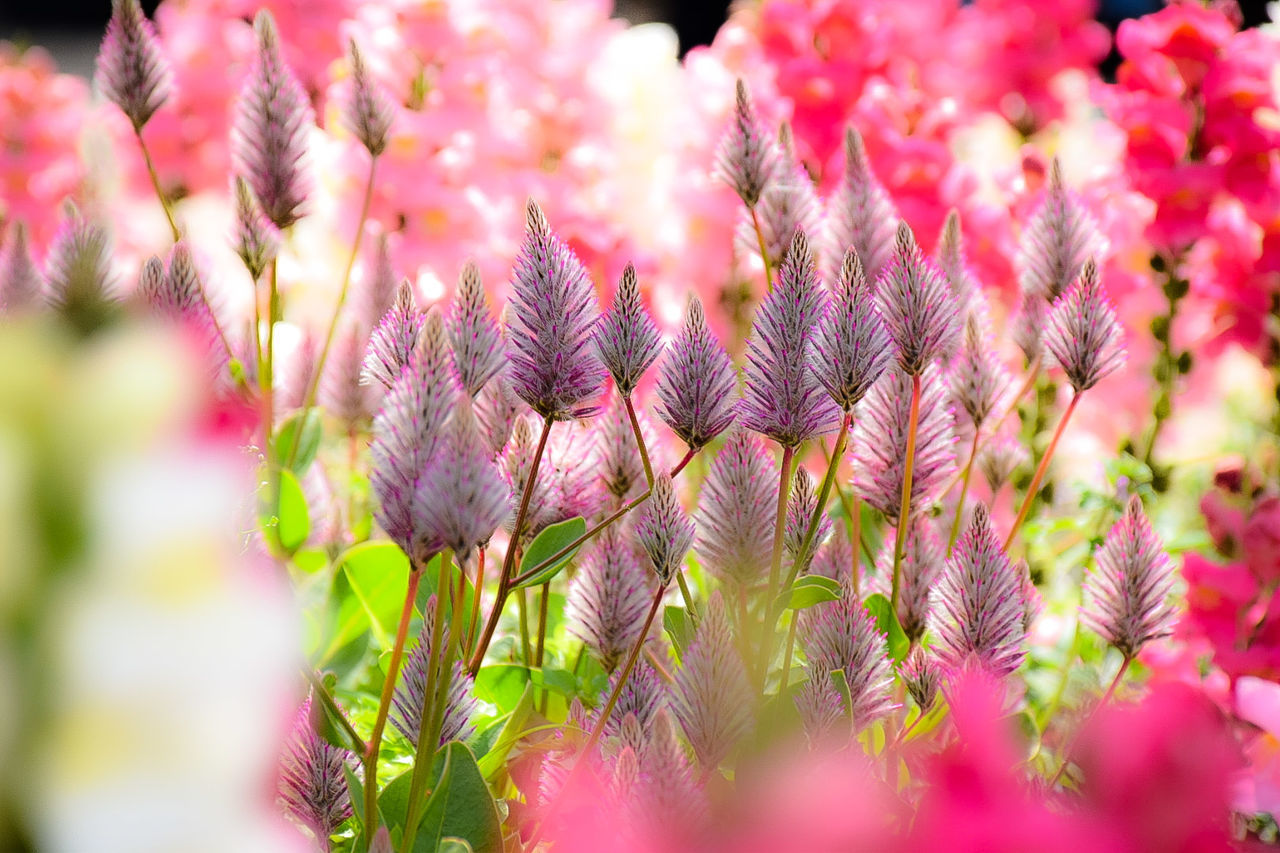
left=863, top=593, right=909, bottom=662
left=273, top=407, right=323, bottom=473
left=382, top=744, right=501, bottom=853
left=773, top=575, right=842, bottom=612
left=531, top=666, right=576, bottom=697
left=476, top=682, right=535, bottom=778
left=276, top=468, right=310, bottom=554
left=904, top=700, right=949, bottom=743
left=512, top=517, right=587, bottom=589
left=663, top=606, right=695, bottom=659
left=830, top=668, right=854, bottom=721
left=440, top=840, right=473, bottom=853
left=291, top=547, right=328, bottom=575
left=323, top=542, right=411, bottom=659
left=473, top=664, right=530, bottom=713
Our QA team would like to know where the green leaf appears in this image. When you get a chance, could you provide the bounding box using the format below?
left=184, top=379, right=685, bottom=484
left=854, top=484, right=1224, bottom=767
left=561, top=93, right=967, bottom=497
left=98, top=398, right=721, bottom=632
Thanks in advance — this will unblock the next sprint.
left=382, top=743, right=502, bottom=853
left=291, top=547, right=328, bottom=575
left=273, top=408, right=323, bottom=473
left=473, top=664, right=530, bottom=713
left=663, top=606, right=695, bottom=659
left=512, top=517, right=587, bottom=589
left=344, top=762, right=366, bottom=827
left=476, top=682, right=535, bottom=779
left=440, top=840, right=473, bottom=853
left=323, top=542, right=411, bottom=659
left=276, top=468, right=310, bottom=554
left=773, top=575, right=842, bottom=613
left=863, top=592, right=909, bottom=662
left=531, top=666, right=576, bottom=697
left=830, top=668, right=854, bottom=720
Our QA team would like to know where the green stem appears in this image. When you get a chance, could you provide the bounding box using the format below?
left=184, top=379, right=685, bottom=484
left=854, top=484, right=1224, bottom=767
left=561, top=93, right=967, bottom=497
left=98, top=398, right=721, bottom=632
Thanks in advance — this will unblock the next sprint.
left=535, top=581, right=550, bottom=713
left=303, top=669, right=366, bottom=753
left=792, top=412, right=851, bottom=584
left=1004, top=392, right=1080, bottom=552
left=757, top=444, right=796, bottom=688
left=675, top=570, right=698, bottom=617
left=1048, top=655, right=1131, bottom=787
left=466, top=547, right=485, bottom=655
left=941, top=356, right=1041, bottom=499
left=749, top=205, right=774, bottom=291
left=947, top=428, right=981, bottom=555
left=891, top=374, right=923, bottom=613
left=136, top=129, right=180, bottom=242
left=624, top=394, right=655, bottom=487
left=777, top=615, right=799, bottom=698
left=516, top=587, right=532, bottom=666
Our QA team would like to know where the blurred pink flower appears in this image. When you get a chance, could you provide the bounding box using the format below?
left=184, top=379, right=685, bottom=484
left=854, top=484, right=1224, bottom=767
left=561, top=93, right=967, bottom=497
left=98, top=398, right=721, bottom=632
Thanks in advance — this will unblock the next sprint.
left=1234, top=675, right=1280, bottom=817
left=1183, top=553, right=1280, bottom=683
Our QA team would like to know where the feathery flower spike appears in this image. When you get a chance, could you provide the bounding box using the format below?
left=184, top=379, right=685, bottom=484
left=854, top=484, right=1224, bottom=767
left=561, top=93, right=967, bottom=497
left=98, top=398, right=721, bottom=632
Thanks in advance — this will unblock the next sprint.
left=232, top=176, right=280, bottom=281
left=1018, top=159, right=1099, bottom=302
left=1081, top=496, right=1177, bottom=659
left=476, top=376, right=524, bottom=457
left=852, top=365, right=956, bottom=522
left=796, top=668, right=846, bottom=742
left=696, top=428, right=778, bottom=588
left=233, top=10, right=313, bottom=229
left=949, top=315, right=1010, bottom=429
left=739, top=230, right=840, bottom=447
left=507, top=199, right=605, bottom=420
left=632, top=709, right=707, bottom=836
left=800, top=586, right=896, bottom=731
left=598, top=397, right=647, bottom=505
left=1043, top=258, right=1126, bottom=394
left=567, top=528, right=653, bottom=671
left=598, top=659, right=668, bottom=740
left=814, top=248, right=896, bottom=412
left=1012, top=290, right=1048, bottom=366
left=342, top=39, right=394, bottom=158
left=739, top=123, right=823, bottom=271
left=634, top=474, right=695, bottom=586
left=932, top=505, right=1028, bottom=677
left=594, top=262, right=662, bottom=397
left=44, top=204, right=119, bottom=335
left=827, top=127, right=899, bottom=284
left=95, top=0, right=171, bottom=132
left=321, top=323, right=379, bottom=428
left=876, top=222, right=958, bottom=375
left=786, top=466, right=832, bottom=571
left=390, top=599, right=478, bottom=747
left=715, top=79, right=776, bottom=208
left=0, top=223, right=42, bottom=312
left=654, top=296, right=737, bottom=450
left=363, top=280, right=425, bottom=390
left=810, top=525, right=854, bottom=584
left=277, top=695, right=353, bottom=844
left=977, top=433, right=1029, bottom=493
left=901, top=646, right=940, bottom=712
left=875, top=518, right=944, bottom=643
left=935, top=210, right=988, bottom=327
left=358, top=233, right=399, bottom=331
left=671, top=591, right=753, bottom=769
left=449, top=260, right=505, bottom=397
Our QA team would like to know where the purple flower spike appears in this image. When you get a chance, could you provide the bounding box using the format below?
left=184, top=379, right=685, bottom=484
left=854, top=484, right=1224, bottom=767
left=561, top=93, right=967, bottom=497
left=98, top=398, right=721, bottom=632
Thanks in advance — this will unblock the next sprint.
left=815, top=248, right=896, bottom=412
left=634, top=474, right=694, bottom=586
left=672, top=591, right=753, bottom=769
left=696, top=428, right=778, bottom=588
left=935, top=210, right=992, bottom=343
left=740, top=230, right=840, bottom=447
left=738, top=123, right=823, bottom=270
left=342, top=39, right=394, bottom=158
left=321, top=323, right=379, bottom=427
left=949, top=316, right=1010, bottom=430
left=785, top=466, right=831, bottom=571
left=0, top=223, right=42, bottom=312
left=810, top=525, right=854, bottom=584
left=715, top=79, right=777, bottom=208
left=1012, top=290, right=1048, bottom=366
left=875, top=222, right=959, bottom=375
left=369, top=312, right=458, bottom=564
left=796, top=668, right=846, bottom=743
left=449, top=260, right=505, bottom=398
left=826, top=127, right=899, bottom=284
left=507, top=199, right=606, bottom=420
left=852, top=365, right=956, bottom=523
left=598, top=397, right=647, bottom=505
left=476, top=376, right=524, bottom=457
left=232, top=176, right=280, bottom=282
left=932, top=504, right=1028, bottom=678
left=594, top=262, right=663, bottom=397
left=44, top=205, right=119, bottom=334
left=358, top=233, right=399, bottom=331
left=233, top=10, right=313, bottom=229
left=390, top=598, right=478, bottom=747
left=977, top=432, right=1029, bottom=493
left=95, top=0, right=171, bottom=133
left=800, top=586, right=896, bottom=732
left=1019, top=159, right=1099, bottom=302
left=362, top=281, right=425, bottom=391
left=599, top=659, right=668, bottom=740
left=1044, top=258, right=1126, bottom=394
left=277, top=695, right=353, bottom=843
left=654, top=296, right=737, bottom=450
left=901, top=646, right=940, bottom=712
left=874, top=517, right=944, bottom=643
left=1081, top=496, right=1177, bottom=659
left=633, top=709, right=707, bottom=837
left=139, top=243, right=227, bottom=374
left=567, top=528, right=653, bottom=671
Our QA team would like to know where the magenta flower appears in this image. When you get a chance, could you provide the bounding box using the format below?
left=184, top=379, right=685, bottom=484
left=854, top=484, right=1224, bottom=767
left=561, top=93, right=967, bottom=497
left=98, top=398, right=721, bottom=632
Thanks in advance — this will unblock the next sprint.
left=593, top=262, right=662, bottom=398
left=567, top=528, right=654, bottom=672
left=875, top=222, right=958, bottom=376
left=800, top=586, right=896, bottom=733
left=715, top=79, right=777, bottom=208
left=138, top=243, right=227, bottom=376
left=475, top=376, right=524, bottom=458
left=1, top=222, right=42, bottom=312
left=1043, top=258, right=1126, bottom=394
left=654, top=296, right=737, bottom=450
left=598, top=659, right=668, bottom=740
left=341, top=39, right=394, bottom=158
left=814, top=248, right=896, bottom=412
left=671, top=591, right=753, bottom=769
left=95, top=0, right=171, bottom=132
left=1018, top=159, right=1098, bottom=301
left=826, top=128, right=899, bottom=285
left=231, top=177, right=280, bottom=282
left=949, top=316, right=1010, bottom=430
left=696, top=428, right=779, bottom=588
left=278, top=696, right=353, bottom=844
left=449, top=260, right=505, bottom=398
left=810, top=525, right=854, bottom=585
left=390, top=598, right=478, bottom=748
left=634, top=474, right=695, bottom=586
left=362, top=281, right=425, bottom=391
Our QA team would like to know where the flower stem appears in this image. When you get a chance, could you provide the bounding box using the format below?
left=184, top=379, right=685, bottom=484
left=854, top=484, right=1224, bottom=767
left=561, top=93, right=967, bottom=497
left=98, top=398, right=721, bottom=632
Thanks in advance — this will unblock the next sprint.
left=302, top=669, right=366, bottom=754
left=891, top=374, right=923, bottom=612
left=941, top=356, right=1041, bottom=498
left=466, top=547, right=485, bottom=655
left=136, top=129, right=180, bottom=242
left=749, top=205, right=774, bottom=291
left=793, top=411, right=851, bottom=584
left=947, top=428, right=982, bottom=555
left=535, top=580, right=551, bottom=712
left=624, top=393, right=655, bottom=487
left=1048, top=655, right=1131, bottom=787
left=757, top=444, right=796, bottom=688
left=1004, top=392, right=1080, bottom=552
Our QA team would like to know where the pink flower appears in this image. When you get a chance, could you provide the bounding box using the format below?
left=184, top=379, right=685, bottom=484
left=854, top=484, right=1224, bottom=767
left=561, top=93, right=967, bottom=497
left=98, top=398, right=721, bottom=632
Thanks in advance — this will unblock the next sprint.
left=1183, top=554, right=1280, bottom=682
left=1114, top=2, right=1236, bottom=98
left=1234, top=675, right=1280, bottom=817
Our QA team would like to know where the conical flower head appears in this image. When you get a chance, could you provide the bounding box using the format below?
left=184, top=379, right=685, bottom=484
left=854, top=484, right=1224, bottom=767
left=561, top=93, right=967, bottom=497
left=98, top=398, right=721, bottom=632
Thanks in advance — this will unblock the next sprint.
left=1044, top=258, right=1126, bottom=393
left=321, top=322, right=380, bottom=427
left=598, top=659, right=667, bottom=741
left=0, top=222, right=42, bottom=312
left=671, top=591, right=753, bottom=769
left=232, top=176, right=280, bottom=281
left=949, top=315, right=1010, bottom=429
left=852, top=365, right=956, bottom=523
left=935, top=210, right=992, bottom=351
left=1019, top=159, right=1099, bottom=302
left=507, top=200, right=605, bottom=420
left=390, top=599, right=478, bottom=747
left=901, top=646, right=940, bottom=712
left=795, top=668, right=846, bottom=743
left=739, top=230, right=840, bottom=447
left=567, top=528, right=654, bottom=671
left=785, top=466, right=831, bottom=571
left=696, top=428, right=778, bottom=588
left=449, top=260, right=505, bottom=397
left=597, top=396, right=647, bottom=505
left=874, top=517, right=944, bottom=643
left=1081, top=496, right=1177, bottom=659
left=814, top=248, right=896, bottom=411
left=654, top=296, right=737, bottom=450
left=932, top=505, right=1028, bottom=677
left=233, top=10, right=313, bottom=229
left=414, top=397, right=510, bottom=565
left=826, top=127, right=899, bottom=284
left=140, top=243, right=227, bottom=376
left=475, top=375, right=524, bottom=457
left=800, top=586, right=896, bottom=731
left=342, top=39, right=394, bottom=158
left=1012, top=290, right=1048, bottom=366
left=632, top=709, right=707, bottom=837
left=875, top=222, right=958, bottom=375
left=593, top=263, right=662, bottom=397
left=810, top=524, right=854, bottom=584
left=977, top=432, right=1028, bottom=493
left=715, top=79, right=777, bottom=208
left=44, top=204, right=119, bottom=335
left=277, top=695, right=353, bottom=842
left=634, top=474, right=694, bottom=586
left=96, top=0, right=171, bottom=132
left=362, top=281, right=424, bottom=390
left=738, top=123, right=823, bottom=272
left=358, top=233, right=399, bottom=332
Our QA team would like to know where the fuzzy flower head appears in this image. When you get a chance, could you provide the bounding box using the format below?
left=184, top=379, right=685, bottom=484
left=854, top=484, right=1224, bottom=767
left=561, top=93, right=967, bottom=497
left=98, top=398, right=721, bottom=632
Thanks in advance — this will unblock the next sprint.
left=390, top=599, right=478, bottom=748
left=932, top=505, right=1028, bottom=678
left=1, top=222, right=42, bottom=312
left=811, top=525, right=854, bottom=584
left=231, top=176, right=280, bottom=282
left=449, top=260, right=505, bottom=398
left=362, top=281, right=424, bottom=391
left=949, top=316, right=1010, bottom=430
left=634, top=474, right=694, bottom=586
left=852, top=365, right=956, bottom=523
left=567, top=528, right=653, bottom=672
left=593, top=262, right=662, bottom=397
left=716, top=79, right=777, bottom=208
left=1082, top=496, right=1178, bottom=659
left=233, top=10, right=313, bottom=230
left=44, top=204, right=119, bottom=336
left=95, top=0, right=171, bottom=132
left=875, top=222, right=959, bottom=376
left=654, top=296, right=737, bottom=450
left=696, top=428, right=778, bottom=588
left=1012, top=290, right=1048, bottom=366
left=977, top=433, right=1029, bottom=494
left=875, top=518, right=945, bottom=643
left=785, top=466, right=831, bottom=571
left=901, top=646, right=940, bottom=712
left=935, top=210, right=988, bottom=328
left=1018, top=159, right=1099, bottom=302
left=800, top=587, right=896, bottom=733
left=827, top=127, right=899, bottom=285
left=740, top=123, right=824, bottom=272
left=506, top=200, right=606, bottom=420
left=815, top=249, right=896, bottom=412
left=740, top=230, right=840, bottom=447
left=341, top=39, right=393, bottom=158
left=671, top=591, right=753, bottom=769
left=1043, top=258, right=1126, bottom=394
left=277, top=695, right=353, bottom=844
